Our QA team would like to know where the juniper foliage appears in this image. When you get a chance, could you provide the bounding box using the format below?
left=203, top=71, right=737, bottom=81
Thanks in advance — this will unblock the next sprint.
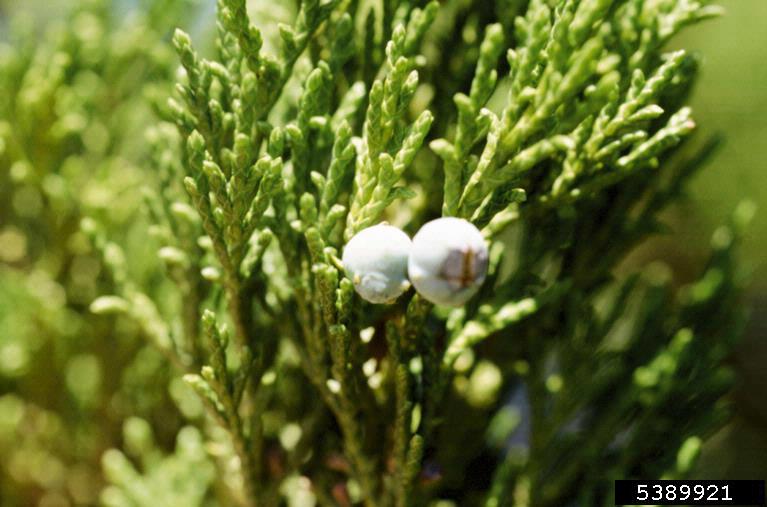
left=0, top=0, right=753, bottom=506
left=0, top=1, right=204, bottom=504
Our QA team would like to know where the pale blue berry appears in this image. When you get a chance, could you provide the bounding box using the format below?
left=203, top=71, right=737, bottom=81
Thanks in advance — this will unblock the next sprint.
left=342, top=223, right=412, bottom=304
left=408, top=217, right=488, bottom=307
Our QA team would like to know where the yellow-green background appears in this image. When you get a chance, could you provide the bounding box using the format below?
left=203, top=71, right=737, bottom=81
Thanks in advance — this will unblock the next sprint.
left=672, top=0, right=767, bottom=475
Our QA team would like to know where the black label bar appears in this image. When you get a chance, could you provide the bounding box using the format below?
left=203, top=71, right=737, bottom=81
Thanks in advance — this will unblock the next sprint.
left=615, top=480, right=765, bottom=505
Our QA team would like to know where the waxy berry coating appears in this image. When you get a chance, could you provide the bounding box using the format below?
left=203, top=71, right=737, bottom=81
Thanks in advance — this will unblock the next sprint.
left=408, top=217, right=488, bottom=306
left=342, top=224, right=412, bottom=304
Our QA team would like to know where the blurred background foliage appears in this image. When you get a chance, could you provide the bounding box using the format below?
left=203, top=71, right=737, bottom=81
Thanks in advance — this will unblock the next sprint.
left=0, top=0, right=764, bottom=505
left=642, top=0, right=767, bottom=479
left=0, top=0, right=206, bottom=504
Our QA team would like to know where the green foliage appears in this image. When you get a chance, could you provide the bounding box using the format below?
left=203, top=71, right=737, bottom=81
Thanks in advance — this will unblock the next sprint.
left=0, top=0, right=755, bottom=506
left=101, top=420, right=215, bottom=507
left=0, top=0, right=197, bottom=504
